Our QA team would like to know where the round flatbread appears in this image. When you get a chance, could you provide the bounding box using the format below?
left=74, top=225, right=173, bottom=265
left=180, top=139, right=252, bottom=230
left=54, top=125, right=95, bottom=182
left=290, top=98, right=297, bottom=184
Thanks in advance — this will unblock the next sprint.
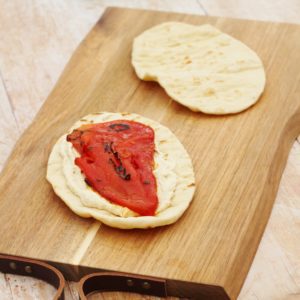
left=47, top=112, right=195, bottom=229
left=132, top=22, right=266, bottom=114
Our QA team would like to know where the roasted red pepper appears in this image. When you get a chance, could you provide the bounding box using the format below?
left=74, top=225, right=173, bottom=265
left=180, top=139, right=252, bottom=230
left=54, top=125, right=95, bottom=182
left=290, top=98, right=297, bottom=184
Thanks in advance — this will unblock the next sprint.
left=67, top=120, right=158, bottom=216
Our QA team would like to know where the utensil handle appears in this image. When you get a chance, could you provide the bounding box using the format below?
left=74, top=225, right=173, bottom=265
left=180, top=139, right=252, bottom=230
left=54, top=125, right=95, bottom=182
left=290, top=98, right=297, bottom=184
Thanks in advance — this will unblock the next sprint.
left=0, top=254, right=65, bottom=300
left=78, top=271, right=167, bottom=299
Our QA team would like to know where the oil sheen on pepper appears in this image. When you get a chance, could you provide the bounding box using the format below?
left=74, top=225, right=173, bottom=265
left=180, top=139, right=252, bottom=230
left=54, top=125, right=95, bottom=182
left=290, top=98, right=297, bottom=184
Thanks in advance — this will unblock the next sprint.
left=66, top=120, right=158, bottom=216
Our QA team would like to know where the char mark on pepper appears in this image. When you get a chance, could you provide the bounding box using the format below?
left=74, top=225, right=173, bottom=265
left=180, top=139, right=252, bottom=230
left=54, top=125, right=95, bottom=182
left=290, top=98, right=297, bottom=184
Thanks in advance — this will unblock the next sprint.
left=106, top=142, right=131, bottom=181
left=66, top=129, right=83, bottom=141
left=109, top=123, right=130, bottom=132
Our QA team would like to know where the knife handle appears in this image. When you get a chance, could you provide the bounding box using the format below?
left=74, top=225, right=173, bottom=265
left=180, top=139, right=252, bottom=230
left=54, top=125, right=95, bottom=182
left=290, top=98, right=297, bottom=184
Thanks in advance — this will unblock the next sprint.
left=78, top=272, right=167, bottom=299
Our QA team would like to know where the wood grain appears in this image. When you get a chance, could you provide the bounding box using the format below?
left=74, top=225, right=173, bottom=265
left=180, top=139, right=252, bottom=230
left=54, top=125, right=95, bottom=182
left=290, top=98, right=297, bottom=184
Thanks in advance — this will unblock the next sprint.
left=239, top=142, right=300, bottom=300
left=0, top=0, right=202, bottom=134
left=0, top=75, right=20, bottom=172
left=1, top=7, right=300, bottom=299
left=199, top=0, right=300, bottom=24
left=4, top=274, right=56, bottom=300
left=196, top=2, right=300, bottom=298
left=0, top=0, right=106, bottom=133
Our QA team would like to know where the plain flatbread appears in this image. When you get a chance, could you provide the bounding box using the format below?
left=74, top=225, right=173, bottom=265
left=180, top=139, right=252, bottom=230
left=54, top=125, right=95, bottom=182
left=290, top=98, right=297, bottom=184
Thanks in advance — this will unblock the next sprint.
left=132, top=22, right=266, bottom=114
left=47, top=112, right=195, bottom=229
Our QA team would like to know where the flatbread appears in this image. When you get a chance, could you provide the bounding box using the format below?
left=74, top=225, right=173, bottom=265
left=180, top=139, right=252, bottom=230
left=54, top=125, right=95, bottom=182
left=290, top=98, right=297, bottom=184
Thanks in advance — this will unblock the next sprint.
left=47, top=112, right=195, bottom=229
left=132, top=22, right=266, bottom=114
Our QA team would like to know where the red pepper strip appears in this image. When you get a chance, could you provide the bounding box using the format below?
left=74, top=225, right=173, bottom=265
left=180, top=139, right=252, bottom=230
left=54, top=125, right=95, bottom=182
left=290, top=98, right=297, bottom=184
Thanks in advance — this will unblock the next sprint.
left=67, top=120, right=158, bottom=216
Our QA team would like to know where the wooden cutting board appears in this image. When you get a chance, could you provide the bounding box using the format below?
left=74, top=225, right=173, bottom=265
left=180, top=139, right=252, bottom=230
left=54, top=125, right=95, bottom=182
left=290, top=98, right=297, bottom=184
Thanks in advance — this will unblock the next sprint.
left=0, top=7, right=300, bottom=299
